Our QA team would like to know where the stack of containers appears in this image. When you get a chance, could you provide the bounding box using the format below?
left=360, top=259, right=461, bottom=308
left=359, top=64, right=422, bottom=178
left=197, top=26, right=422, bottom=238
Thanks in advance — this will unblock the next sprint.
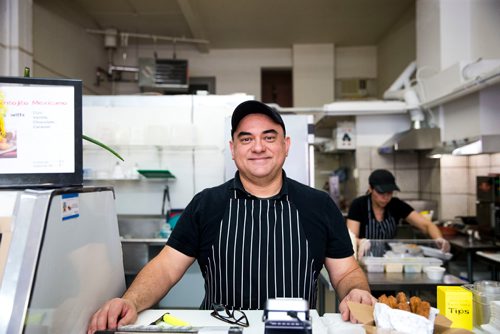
left=462, top=281, right=500, bottom=330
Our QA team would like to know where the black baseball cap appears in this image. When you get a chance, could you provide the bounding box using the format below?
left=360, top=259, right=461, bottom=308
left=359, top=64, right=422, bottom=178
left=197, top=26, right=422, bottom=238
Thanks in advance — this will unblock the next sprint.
left=369, top=169, right=400, bottom=193
left=231, top=100, right=286, bottom=137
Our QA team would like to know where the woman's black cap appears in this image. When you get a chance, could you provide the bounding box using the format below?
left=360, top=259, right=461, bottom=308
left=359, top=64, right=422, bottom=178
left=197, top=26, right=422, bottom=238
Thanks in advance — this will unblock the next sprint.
left=369, top=169, right=400, bottom=193
left=231, top=100, right=286, bottom=137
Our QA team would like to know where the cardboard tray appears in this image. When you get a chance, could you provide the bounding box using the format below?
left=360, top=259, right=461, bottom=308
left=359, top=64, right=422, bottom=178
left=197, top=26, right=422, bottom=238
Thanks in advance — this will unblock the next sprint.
left=347, top=301, right=473, bottom=334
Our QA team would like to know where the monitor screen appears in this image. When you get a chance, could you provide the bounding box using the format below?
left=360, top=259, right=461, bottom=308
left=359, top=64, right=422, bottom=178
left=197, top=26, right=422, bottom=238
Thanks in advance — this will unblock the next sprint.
left=0, top=77, right=82, bottom=188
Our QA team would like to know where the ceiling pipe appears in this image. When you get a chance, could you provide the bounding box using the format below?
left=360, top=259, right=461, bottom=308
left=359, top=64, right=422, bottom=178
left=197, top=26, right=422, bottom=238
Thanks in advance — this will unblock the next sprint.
left=86, top=28, right=209, bottom=46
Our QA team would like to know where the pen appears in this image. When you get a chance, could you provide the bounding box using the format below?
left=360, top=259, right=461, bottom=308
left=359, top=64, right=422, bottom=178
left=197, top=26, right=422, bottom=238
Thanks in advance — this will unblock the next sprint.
left=150, top=312, right=190, bottom=326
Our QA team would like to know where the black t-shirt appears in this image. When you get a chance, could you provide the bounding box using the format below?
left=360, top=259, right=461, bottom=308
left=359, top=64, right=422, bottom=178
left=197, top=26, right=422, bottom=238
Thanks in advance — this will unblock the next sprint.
left=167, top=171, right=353, bottom=310
left=347, top=194, right=413, bottom=239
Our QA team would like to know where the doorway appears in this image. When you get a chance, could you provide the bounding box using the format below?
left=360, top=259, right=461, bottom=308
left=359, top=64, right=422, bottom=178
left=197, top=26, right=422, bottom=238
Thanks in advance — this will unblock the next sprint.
left=261, top=68, right=293, bottom=107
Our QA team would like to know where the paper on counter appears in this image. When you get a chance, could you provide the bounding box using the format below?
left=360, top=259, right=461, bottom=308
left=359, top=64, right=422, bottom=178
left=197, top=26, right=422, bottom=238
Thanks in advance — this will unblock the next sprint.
left=374, top=303, right=437, bottom=334
left=320, top=313, right=365, bottom=334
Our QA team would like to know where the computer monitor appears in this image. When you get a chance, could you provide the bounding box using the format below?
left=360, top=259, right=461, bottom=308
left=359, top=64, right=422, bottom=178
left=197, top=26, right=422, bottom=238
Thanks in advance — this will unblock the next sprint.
left=0, top=76, right=82, bottom=188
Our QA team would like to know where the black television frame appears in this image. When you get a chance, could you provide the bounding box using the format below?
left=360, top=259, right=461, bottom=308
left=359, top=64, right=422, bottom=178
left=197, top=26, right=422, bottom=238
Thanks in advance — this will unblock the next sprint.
left=0, top=76, right=83, bottom=188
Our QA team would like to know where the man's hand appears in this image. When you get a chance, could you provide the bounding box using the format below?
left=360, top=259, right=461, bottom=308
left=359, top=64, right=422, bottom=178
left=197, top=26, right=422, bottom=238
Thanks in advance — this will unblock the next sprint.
left=338, top=288, right=377, bottom=323
left=87, top=298, right=138, bottom=334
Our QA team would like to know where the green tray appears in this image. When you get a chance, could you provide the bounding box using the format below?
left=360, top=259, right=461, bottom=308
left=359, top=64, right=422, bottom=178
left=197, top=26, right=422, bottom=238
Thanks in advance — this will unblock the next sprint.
left=137, top=169, right=176, bottom=179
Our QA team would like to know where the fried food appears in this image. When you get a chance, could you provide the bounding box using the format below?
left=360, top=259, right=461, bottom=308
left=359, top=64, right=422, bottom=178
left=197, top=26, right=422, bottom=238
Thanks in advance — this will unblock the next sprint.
left=377, top=294, right=431, bottom=319
left=415, top=301, right=431, bottom=318
left=396, top=291, right=408, bottom=304
left=409, top=296, right=422, bottom=313
left=378, top=294, right=389, bottom=305
left=387, top=295, right=398, bottom=308
left=397, top=302, right=411, bottom=311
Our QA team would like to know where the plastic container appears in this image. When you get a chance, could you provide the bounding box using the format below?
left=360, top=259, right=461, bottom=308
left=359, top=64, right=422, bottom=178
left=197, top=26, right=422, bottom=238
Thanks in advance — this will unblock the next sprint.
left=404, top=263, right=422, bottom=273
left=424, top=266, right=445, bottom=280
left=385, top=263, right=403, bottom=272
left=360, top=256, right=442, bottom=273
left=463, top=280, right=500, bottom=329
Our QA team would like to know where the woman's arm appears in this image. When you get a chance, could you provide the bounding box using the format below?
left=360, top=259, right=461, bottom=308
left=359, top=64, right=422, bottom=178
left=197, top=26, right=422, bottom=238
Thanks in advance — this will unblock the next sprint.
left=405, top=211, right=442, bottom=238
left=405, top=211, right=450, bottom=251
left=346, top=218, right=361, bottom=245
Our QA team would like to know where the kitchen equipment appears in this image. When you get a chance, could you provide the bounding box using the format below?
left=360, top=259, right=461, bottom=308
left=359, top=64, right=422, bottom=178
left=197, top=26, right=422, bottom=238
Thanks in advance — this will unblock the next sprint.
left=463, top=280, right=500, bottom=330
left=0, top=187, right=125, bottom=333
left=476, top=175, right=500, bottom=241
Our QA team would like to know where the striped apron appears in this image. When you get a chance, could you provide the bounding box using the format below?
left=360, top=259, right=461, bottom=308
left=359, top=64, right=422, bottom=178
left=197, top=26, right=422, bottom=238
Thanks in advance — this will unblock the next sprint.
left=200, top=190, right=317, bottom=310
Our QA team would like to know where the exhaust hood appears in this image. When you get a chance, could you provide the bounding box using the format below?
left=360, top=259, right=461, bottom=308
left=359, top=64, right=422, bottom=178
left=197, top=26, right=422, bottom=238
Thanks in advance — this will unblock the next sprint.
left=427, top=135, right=500, bottom=158
left=378, top=78, right=442, bottom=154
left=378, top=126, right=440, bottom=154
left=451, top=134, right=500, bottom=155
left=378, top=89, right=441, bottom=154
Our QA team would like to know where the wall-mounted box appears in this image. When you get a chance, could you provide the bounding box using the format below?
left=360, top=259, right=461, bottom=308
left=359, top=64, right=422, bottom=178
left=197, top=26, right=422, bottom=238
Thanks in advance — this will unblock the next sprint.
left=332, top=121, right=356, bottom=150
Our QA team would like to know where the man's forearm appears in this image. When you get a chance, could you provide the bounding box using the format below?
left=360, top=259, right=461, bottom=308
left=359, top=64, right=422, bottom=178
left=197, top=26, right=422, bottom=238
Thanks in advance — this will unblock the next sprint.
left=122, top=258, right=172, bottom=312
left=333, top=266, right=371, bottom=301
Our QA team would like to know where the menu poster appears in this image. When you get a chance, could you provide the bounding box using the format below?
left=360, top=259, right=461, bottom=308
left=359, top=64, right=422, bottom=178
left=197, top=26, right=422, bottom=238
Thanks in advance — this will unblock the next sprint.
left=0, top=85, right=75, bottom=174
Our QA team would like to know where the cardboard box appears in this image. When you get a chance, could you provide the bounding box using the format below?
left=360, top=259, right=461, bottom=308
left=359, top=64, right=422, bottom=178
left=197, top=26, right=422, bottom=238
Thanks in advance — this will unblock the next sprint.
left=348, top=301, right=473, bottom=334
left=437, top=286, right=473, bottom=330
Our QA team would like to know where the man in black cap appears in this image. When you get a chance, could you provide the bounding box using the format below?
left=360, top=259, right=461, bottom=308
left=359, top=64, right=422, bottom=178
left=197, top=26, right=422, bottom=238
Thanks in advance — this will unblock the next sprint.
left=88, top=100, right=376, bottom=333
left=347, top=169, right=450, bottom=252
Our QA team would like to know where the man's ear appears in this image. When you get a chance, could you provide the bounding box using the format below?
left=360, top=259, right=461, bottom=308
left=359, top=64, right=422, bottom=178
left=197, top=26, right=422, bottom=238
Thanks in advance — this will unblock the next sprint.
left=285, top=136, right=291, bottom=156
left=229, top=140, right=235, bottom=160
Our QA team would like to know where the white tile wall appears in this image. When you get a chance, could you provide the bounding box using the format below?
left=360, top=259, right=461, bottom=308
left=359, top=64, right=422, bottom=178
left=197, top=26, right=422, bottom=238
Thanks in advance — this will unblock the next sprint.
left=420, top=168, right=433, bottom=193
left=440, top=155, right=468, bottom=167
left=357, top=169, right=371, bottom=196
left=440, top=167, right=469, bottom=194
left=370, top=149, right=394, bottom=169
left=395, top=152, right=418, bottom=169
left=395, top=169, right=420, bottom=193
left=355, top=147, right=371, bottom=169
left=491, top=153, right=500, bottom=166
left=469, top=154, right=490, bottom=167
left=440, top=194, right=469, bottom=220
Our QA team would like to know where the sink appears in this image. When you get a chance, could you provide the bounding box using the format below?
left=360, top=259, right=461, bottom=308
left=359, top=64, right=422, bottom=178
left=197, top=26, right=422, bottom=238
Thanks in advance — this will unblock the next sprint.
left=118, top=215, right=165, bottom=274
left=118, top=214, right=164, bottom=239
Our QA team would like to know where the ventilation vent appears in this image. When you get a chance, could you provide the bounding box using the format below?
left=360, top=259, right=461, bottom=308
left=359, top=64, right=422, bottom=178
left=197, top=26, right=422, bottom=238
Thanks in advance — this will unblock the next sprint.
left=139, top=58, right=189, bottom=91
left=335, top=79, right=377, bottom=99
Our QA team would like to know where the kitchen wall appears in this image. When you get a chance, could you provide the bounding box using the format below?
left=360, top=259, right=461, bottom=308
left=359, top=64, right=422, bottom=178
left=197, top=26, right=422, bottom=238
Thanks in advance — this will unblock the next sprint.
left=82, top=94, right=252, bottom=214
left=438, top=153, right=500, bottom=220
left=30, top=4, right=392, bottom=104
left=377, top=3, right=416, bottom=98
left=32, top=4, right=111, bottom=95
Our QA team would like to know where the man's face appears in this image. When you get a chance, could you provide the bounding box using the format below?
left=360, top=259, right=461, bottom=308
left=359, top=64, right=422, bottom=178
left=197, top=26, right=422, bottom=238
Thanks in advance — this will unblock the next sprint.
left=230, top=113, right=290, bottom=184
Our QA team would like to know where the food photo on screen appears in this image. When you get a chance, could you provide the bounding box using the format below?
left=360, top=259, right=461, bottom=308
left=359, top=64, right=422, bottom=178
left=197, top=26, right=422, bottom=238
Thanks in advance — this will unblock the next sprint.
left=0, top=91, right=18, bottom=158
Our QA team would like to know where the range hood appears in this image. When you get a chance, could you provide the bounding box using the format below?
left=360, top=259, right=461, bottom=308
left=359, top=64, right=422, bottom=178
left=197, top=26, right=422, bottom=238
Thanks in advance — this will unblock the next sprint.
left=451, top=134, right=500, bottom=155
left=378, top=126, right=440, bottom=154
left=427, top=135, right=500, bottom=157
left=378, top=89, right=441, bottom=154
left=378, top=73, right=441, bottom=154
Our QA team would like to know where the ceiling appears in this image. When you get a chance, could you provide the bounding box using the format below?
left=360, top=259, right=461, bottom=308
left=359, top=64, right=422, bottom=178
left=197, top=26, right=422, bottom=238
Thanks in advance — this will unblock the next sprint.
left=35, top=0, right=415, bottom=52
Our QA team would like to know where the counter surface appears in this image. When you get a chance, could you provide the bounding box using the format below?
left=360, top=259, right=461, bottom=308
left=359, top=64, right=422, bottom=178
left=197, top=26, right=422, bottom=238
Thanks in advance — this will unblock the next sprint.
left=134, top=309, right=365, bottom=334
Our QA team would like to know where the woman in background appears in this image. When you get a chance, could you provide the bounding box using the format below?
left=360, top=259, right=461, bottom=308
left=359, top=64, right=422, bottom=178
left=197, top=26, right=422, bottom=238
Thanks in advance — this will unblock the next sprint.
left=346, top=169, right=450, bottom=254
